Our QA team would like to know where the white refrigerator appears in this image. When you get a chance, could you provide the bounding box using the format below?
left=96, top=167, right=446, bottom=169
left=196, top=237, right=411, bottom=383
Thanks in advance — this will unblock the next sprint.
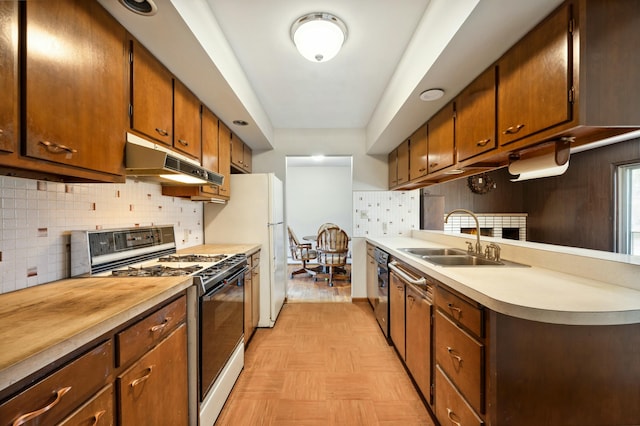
left=204, top=173, right=286, bottom=327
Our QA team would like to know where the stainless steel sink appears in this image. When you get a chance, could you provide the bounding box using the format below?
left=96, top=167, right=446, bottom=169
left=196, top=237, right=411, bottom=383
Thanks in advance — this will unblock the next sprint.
left=400, top=247, right=468, bottom=256
left=425, top=255, right=503, bottom=266
left=398, top=247, right=528, bottom=267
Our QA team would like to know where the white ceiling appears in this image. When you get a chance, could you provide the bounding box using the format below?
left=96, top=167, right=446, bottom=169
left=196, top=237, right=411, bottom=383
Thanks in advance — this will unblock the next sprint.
left=98, top=0, right=564, bottom=155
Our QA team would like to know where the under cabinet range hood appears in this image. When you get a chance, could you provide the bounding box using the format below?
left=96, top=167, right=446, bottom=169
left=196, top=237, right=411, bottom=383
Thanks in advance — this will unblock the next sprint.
left=125, top=133, right=223, bottom=186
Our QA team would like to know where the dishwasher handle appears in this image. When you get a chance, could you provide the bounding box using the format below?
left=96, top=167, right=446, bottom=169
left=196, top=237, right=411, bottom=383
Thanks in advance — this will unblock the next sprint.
left=389, top=261, right=427, bottom=286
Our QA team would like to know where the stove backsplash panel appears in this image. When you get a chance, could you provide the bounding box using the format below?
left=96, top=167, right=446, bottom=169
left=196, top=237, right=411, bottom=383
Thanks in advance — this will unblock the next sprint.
left=0, top=176, right=203, bottom=294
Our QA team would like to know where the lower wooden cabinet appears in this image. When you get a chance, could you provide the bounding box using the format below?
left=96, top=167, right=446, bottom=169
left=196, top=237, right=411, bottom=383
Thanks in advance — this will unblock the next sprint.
left=118, top=324, right=188, bottom=426
left=244, top=250, right=261, bottom=345
left=405, top=284, right=433, bottom=404
left=435, top=365, right=483, bottom=426
left=389, top=272, right=406, bottom=360
left=0, top=293, right=189, bottom=426
left=0, top=340, right=113, bottom=425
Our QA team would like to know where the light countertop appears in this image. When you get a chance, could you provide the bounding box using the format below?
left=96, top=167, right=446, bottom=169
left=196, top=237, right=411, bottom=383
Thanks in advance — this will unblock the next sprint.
left=368, top=236, right=640, bottom=326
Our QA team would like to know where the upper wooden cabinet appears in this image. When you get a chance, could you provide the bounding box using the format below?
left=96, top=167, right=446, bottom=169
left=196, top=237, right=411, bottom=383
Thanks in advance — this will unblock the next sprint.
left=388, top=139, right=409, bottom=189
left=0, top=2, right=17, bottom=155
left=173, top=80, right=201, bottom=159
left=16, top=0, right=127, bottom=180
left=130, top=39, right=173, bottom=147
left=497, top=3, right=571, bottom=147
left=231, top=134, right=252, bottom=173
left=218, top=121, right=232, bottom=198
left=200, top=107, right=221, bottom=198
left=456, top=67, right=497, bottom=161
left=409, top=124, right=428, bottom=181
left=427, top=103, right=455, bottom=174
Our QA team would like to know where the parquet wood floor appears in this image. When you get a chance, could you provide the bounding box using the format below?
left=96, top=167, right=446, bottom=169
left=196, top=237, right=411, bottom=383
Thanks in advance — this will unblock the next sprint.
left=215, top=302, right=435, bottom=425
left=286, top=264, right=352, bottom=303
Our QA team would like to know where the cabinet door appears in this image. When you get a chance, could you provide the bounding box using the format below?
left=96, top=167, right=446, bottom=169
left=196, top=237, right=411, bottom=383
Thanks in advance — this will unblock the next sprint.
left=396, top=139, right=409, bottom=185
left=427, top=103, right=455, bottom=173
left=58, top=384, right=114, bottom=426
left=200, top=107, right=220, bottom=197
left=388, top=148, right=398, bottom=188
left=389, top=273, right=405, bottom=360
left=24, top=0, right=127, bottom=175
left=251, top=252, right=260, bottom=330
left=173, top=80, right=201, bottom=159
left=497, top=3, right=571, bottom=146
left=456, top=67, right=496, bottom=162
left=217, top=121, right=232, bottom=199
left=244, top=266, right=254, bottom=340
left=409, top=124, right=428, bottom=181
left=366, top=252, right=377, bottom=307
left=231, top=134, right=245, bottom=170
left=131, top=39, right=173, bottom=146
left=243, top=143, right=252, bottom=173
left=118, top=324, right=188, bottom=426
left=0, top=2, right=18, bottom=154
left=405, top=285, right=432, bottom=404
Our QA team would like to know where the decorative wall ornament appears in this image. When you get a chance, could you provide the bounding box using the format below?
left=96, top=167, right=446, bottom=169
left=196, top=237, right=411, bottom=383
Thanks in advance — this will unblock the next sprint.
left=467, top=173, right=496, bottom=194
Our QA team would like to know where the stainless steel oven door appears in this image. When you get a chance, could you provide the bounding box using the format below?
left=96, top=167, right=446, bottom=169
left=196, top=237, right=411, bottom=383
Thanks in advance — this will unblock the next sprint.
left=199, top=266, right=247, bottom=402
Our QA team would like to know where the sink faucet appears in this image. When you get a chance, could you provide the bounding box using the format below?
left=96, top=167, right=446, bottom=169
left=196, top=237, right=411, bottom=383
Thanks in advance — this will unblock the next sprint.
left=445, top=209, right=482, bottom=255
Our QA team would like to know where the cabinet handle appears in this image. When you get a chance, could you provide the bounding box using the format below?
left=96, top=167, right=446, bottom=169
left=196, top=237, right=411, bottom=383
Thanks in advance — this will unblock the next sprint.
left=502, top=124, right=525, bottom=134
left=12, top=386, right=72, bottom=426
left=418, top=167, right=426, bottom=172
left=150, top=317, right=171, bottom=332
left=177, top=138, right=189, bottom=146
left=447, top=346, right=463, bottom=367
left=39, top=140, right=78, bottom=155
left=407, top=294, right=415, bottom=303
left=430, top=162, right=438, bottom=168
left=446, top=408, right=462, bottom=426
left=475, top=138, right=491, bottom=147
left=91, top=410, right=106, bottom=426
left=155, top=127, right=169, bottom=136
left=447, top=303, right=462, bottom=319
left=130, top=366, right=154, bottom=387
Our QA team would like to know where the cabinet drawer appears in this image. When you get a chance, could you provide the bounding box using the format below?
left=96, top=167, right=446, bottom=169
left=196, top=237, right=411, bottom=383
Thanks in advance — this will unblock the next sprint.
left=251, top=252, right=260, bottom=268
left=435, top=310, right=484, bottom=414
left=0, top=340, right=112, bottom=426
left=435, top=365, right=483, bottom=426
left=436, top=285, right=483, bottom=337
left=116, top=295, right=186, bottom=367
left=59, top=383, right=114, bottom=426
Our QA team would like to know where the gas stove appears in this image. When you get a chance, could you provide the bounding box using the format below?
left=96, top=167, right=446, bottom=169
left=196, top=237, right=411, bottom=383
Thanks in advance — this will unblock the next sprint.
left=70, top=225, right=247, bottom=293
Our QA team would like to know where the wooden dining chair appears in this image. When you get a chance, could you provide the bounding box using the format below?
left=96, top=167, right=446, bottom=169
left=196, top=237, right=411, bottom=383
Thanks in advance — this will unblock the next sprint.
left=287, top=226, right=319, bottom=277
left=317, top=222, right=340, bottom=234
left=315, top=227, right=350, bottom=286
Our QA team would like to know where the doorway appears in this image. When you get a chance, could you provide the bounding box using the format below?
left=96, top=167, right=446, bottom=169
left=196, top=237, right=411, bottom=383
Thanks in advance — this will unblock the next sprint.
left=285, top=155, right=353, bottom=302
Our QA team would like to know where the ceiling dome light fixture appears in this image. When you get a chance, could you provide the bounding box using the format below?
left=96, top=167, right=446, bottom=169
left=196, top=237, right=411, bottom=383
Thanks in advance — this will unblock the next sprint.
left=118, top=0, right=157, bottom=16
left=419, top=88, right=445, bottom=101
left=291, top=12, right=348, bottom=63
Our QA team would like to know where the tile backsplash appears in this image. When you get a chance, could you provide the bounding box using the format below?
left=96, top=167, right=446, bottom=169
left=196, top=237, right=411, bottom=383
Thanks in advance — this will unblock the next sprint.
left=0, top=176, right=203, bottom=294
left=353, top=190, right=420, bottom=237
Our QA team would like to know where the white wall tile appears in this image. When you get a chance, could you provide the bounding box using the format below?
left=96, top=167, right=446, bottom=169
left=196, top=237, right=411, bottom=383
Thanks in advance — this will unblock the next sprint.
left=0, top=176, right=204, bottom=294
left=353, top=190, right=419, bottom=237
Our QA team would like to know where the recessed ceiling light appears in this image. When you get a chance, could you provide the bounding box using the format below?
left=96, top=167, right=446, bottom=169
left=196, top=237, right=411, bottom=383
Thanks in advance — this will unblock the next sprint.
left=232, top=120, right=248, bottom=126
left=419, top=88, right=445, bottom=101
left=291, top=13, right=348, bottom=63
left=118, top=0, right=157, bottom=16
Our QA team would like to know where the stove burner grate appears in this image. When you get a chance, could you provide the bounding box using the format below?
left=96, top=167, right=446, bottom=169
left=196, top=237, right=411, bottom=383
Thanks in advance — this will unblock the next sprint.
left=158, top=254, right=228, bottom=263
left=111, top=264, right=203, bottom=277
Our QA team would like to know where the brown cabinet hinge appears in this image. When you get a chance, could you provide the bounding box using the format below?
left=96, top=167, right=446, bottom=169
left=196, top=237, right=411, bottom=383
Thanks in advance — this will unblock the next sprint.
left=569, top=18, right=575, bottom=34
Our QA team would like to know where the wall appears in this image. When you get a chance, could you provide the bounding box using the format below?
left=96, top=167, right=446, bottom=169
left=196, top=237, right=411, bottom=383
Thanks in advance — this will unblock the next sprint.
left=286, top=164, right=353, bottom=243
left=0, top=176, right=204, bottom=294
left=421, top=138, right=640, bottom=252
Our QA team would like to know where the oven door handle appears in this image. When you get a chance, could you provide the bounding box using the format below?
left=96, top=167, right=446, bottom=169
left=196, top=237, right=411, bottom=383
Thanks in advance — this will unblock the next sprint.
left=224, top=266, right=249, bottom=285
left=389, top=261, right=426, bottom=285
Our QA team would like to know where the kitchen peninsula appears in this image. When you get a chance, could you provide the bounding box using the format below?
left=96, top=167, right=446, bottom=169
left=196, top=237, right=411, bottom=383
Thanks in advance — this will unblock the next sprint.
left=368, top=229, right=640, bottom=425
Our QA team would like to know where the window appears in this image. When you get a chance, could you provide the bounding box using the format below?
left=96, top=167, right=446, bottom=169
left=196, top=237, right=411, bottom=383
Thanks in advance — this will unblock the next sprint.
left=617, top=163, right=640, bottom=255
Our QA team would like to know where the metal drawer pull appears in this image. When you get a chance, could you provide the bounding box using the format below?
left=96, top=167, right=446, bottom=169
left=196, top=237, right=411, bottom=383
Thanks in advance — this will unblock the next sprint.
left=12, top=386, right=72, bottom=426
left=155, top=127, right=169, bottom=136
left=447, top=346, right=463, bottom=367
left=476, top=138, right=491, bottom=147
left=130, top=366, right=153, bottom=387
left=407, top=295, right=415, bottom=303
left=447, top=303, right=462, bottom=317
left=91, top=410, right=106, bottom=426
left=39, top=140, right=78, bottom=154
left=446, top=408, right=462, bottom=426
left=177, top=139, right=189, bottom=146
left=502, top=124, right=525, bottom=134
left=389, top=262, right=427, bottom=285
left=150, top=317, right=171, bottom=332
